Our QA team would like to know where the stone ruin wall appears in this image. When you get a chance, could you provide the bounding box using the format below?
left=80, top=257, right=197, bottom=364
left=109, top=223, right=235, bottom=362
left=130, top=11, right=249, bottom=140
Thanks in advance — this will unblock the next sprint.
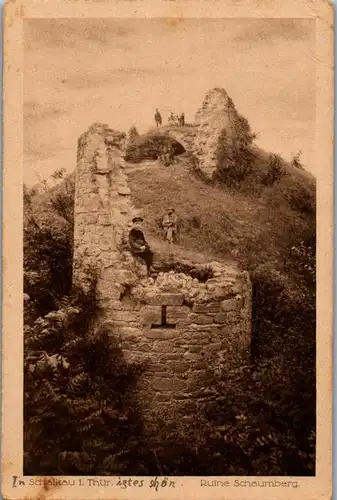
left=160, top=88, right=244, bottom=180
left=193, top=88, right=238, bottom=179
left=73, top=123, right=252, bottom=425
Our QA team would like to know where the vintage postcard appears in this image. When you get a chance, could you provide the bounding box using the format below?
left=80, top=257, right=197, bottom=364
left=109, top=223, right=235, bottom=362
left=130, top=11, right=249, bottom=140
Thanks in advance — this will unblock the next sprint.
left=2, top=0, right=333, bottom=499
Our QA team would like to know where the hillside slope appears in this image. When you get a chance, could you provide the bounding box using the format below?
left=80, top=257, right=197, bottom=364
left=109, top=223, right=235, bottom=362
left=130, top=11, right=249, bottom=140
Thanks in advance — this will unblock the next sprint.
left=127, top=155, right=315, bottom=276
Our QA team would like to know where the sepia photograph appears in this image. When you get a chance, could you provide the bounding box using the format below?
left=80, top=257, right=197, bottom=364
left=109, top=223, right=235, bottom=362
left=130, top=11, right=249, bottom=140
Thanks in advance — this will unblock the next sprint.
left=1, top=2, right=333, bottom=499
left=22, top=16, right=317, bottom=477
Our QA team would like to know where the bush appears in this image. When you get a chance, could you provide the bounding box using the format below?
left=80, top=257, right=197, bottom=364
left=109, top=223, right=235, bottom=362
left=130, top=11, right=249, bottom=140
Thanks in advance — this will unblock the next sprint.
left=24, top=283, right=145, bottom=475
left=131, top=365, right=315, bottom=476
left=285, top=182, right=316, bottom=215
left=24, top=162, right=316, bottom=476
left=263, top=154, right=287, bottom=186
left=24, top=177, right=74, bottom=319
left=215, top=117, right=256, bottom=188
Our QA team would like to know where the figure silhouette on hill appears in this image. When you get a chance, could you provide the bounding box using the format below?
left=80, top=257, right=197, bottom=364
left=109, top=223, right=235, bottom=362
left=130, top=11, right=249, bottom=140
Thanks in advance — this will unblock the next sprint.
left=154, top=109, right=162, bottom=127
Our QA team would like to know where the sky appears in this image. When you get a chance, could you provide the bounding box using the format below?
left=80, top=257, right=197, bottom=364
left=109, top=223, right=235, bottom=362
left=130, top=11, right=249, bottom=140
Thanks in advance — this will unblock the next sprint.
left=24, top=18, right=316, bottom=185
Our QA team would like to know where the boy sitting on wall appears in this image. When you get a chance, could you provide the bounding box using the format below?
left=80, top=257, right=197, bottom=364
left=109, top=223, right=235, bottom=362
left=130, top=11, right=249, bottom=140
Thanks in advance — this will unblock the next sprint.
left=128, top=216, right=154, bottom=272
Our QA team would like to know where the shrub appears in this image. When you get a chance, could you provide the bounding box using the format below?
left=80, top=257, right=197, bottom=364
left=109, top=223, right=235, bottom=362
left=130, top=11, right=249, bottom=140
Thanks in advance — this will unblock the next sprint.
left=24, top=283, right=145, bottom=475
left=24, top=158, right=316, bottom=476
left=24, top=173, right=75, bottom=318
left=285, top=182, right=316, bottom=215
left=263, top=154, right=287, bottom=186
left=215, top=118, right=256, bottom=188
left=132, top=369, right=315, bottom=476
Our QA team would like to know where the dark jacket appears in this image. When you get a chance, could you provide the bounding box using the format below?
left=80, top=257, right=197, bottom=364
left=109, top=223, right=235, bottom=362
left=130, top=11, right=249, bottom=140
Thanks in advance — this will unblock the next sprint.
left=129, top=228, right=148, bottom=253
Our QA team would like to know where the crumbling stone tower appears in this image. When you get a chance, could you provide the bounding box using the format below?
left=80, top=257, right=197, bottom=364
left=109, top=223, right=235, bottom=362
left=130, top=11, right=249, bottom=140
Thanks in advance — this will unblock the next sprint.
left=73, top=123, right=252, bottom=426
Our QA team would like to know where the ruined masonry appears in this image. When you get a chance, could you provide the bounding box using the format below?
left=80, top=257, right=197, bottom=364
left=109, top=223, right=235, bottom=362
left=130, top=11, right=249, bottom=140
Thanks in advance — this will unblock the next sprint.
left=159, top=87, right=243, bottom=179
left=73, top=122, right=252, bottom=424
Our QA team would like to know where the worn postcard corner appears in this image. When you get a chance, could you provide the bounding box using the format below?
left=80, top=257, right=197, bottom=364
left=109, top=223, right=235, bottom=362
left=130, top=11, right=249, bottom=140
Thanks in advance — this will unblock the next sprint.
left=1, top=0, right=333, bottom=499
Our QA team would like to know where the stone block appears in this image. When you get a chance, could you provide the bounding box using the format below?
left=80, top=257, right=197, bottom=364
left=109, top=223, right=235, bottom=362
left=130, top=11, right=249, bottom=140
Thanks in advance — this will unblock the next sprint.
left=166, top=361, right=190, bottom=373
left=190, top=313, right=214, bottom=325
left=166, top=306, right=190, bottom=327
left=119, top=201, right=131, bottom=215
left=153, top=393, right=171, bottom=402
left=153, top=341, right=175, bottom=353
left=221, top=297, right=241, bottom=311
left=137, top=342, right=152, bottom=352
left=100, top=252, right=120, bottom=268
left=114, top=269, right=138, bottom=285
left=172, top=346, right=187, bottom=354
left=120, top=339, right=138, bottom=350
left=204, top=342, right=222, bottom=353
left=98, top=214, right=111, bottom=226
left=109, top=320, right=139, bottom=328
left=118, top=326, right=141, bottom=337
left=188, top=346, right=202, bottom=354
left=113, top=310, right=139, bottom=322
left=193, top=302, right=221, bottom=314
left=173, top=393, right=189, bottom=401
left=96, top=283, right=122, bottom=301
left=118, top=186, right=131, bottom=196
left=144, top=329, right=178, bottom=340
left=100, top=237, right=113, bottom=251
left=146, top=293, right=184, bottom=306
left=205, top=278, right=220, bottom=286
left=181, top=415, right=195, bottom=423
left=193, top=370, right=210, bottom=383
left=190, top=337, right=211, bottom=346
left=81, top=213, right=99, bottom=224
left=140, top=306, right=162, bottom=326
left=193, top=361, right=208, bottom=370
left=160, top=353, right=182, bottom=361
left=146, top=363, right=167, bottom=373
left=183, top=352, right=200, bottom=362
left=152, top=377, right=186, bottom=392
left=176, top=401, right=197, bottom=414
left=213, top=312, right=228, bottom=324
left=173, top=338, right=187, bottom=346
left=187, top=378, right=205, bottom=392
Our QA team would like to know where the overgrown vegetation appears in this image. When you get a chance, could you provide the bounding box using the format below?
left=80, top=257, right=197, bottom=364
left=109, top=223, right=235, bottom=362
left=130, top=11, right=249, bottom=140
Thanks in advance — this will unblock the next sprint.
left=24, top=177, right=149, bottom=475
left=129, top=147, right=316, bottom=474
left=25, top=113, right=316, bottom=477
left=24, top=282, right=145, bottom=475
left=215, top=109, right=257, bottom=188
left=24, top=172, right=75, bottom=318
left=263, top=154, right=287, bottom=186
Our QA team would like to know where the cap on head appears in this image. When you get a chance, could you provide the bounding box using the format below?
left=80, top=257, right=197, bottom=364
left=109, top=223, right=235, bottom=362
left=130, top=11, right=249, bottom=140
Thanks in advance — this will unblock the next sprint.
left=132, top=216, right=144, bottom=223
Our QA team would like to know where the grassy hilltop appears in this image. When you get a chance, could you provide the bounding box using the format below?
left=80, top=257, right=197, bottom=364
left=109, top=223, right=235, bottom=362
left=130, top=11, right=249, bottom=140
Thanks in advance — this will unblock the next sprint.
left=128, top=148, right=315, bottom=271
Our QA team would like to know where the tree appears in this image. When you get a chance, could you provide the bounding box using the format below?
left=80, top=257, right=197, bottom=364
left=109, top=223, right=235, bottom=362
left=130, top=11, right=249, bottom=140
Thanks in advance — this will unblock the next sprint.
left=215, top=122, right=255, bottom=187
left=263, top=154, right=287, bottom=186
left=24, top=172, right=75, bottom=319
left=24, top=284, right=145, bottom=476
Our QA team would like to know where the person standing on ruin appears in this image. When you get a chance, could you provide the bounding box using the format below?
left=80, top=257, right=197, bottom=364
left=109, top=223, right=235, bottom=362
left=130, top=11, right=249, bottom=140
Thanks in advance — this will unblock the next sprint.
left=162, top=208, right=178, bottom=244
left=155, top=109, right=162, bottom=128
left=168, top=112, right=175, bottom=125
left=180, top=112, right=185, bottom=127
left=128, top=216, right=154, bottom=272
